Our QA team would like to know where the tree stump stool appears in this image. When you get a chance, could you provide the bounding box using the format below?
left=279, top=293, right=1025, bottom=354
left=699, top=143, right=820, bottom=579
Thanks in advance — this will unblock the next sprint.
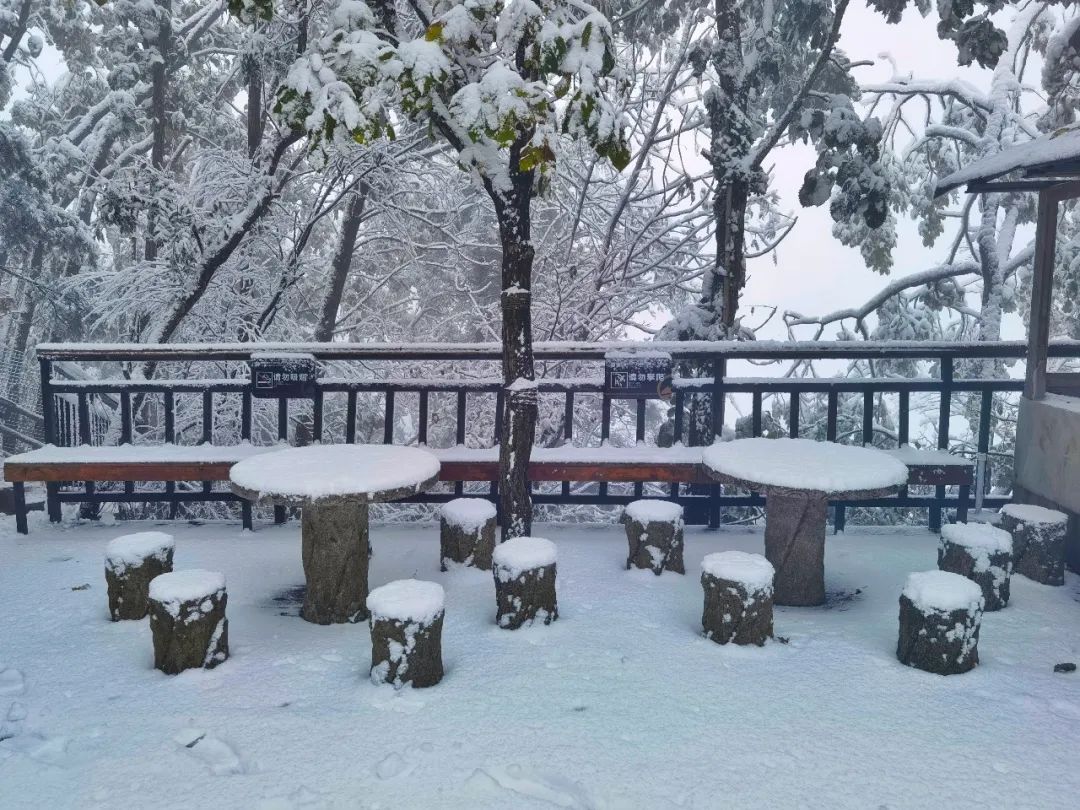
left=104, top=532, right=175, bottom=621
left=440, top=498, right=497, bottom=570
left=623, top=500, right=685, bottom=575
left=367, top=579, right=445, bottom=689
left=938, top=522, right=1013, bottom=611
left=700, top=551, right=775, bottom=646
left=148, top=570, right=229, bottom=675
left=999, top=503, right=1068, bottom=586
left=897, top=570, right=983, bottom=675
left=492, top=537, right=558, bottom=629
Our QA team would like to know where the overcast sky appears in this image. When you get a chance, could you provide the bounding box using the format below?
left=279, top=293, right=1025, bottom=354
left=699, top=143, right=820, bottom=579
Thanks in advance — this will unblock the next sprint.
left=742, top=3, right=1029, bottom=343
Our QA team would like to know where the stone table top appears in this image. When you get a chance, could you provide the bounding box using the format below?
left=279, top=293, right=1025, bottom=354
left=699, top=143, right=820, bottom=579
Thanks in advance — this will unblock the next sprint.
left=702, top=438, right=908, bottom=499
left=229, top=444, right=441, bottom=508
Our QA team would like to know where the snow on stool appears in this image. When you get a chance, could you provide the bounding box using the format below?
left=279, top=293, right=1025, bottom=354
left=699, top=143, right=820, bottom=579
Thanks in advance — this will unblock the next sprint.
left=148, top=570, right=229, bottom=675
left=897, top=571, right=983, bottom=675
left=999, top=504, right=1069, bottom=586
left=938, top=522, right=1013, bottom=611
left=700, top=551, right=775, bottom=646
left=622, top=499, right=685, bottom=575
left=367, top=579, right=445, bottom=689
left=492, top=537, right=558, bottom=629
left=105, top=532, right=175, bottom=621
left=440, top=498, right=497, bottom=571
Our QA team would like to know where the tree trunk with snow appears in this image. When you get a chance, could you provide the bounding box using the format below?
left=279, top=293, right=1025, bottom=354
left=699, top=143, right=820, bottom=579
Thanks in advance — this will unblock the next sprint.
left=369, top=605, right=445, bottom=689
left=897, top=592, right=981, bottom=676
left=314, top=187, right=368, bottom=342
left=489, top=163, right=537, bottom=541
left=999, top=507, right=1068, bottom=586
left=149, top=574, right=229, bottom=675
left=701, top=572, right=773, bottom=646
left=623, top=502, right=685, bottom=575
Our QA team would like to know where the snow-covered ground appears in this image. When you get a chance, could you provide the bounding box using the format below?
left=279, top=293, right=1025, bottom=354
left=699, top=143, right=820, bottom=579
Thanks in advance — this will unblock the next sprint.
left=3, top=514, right=1080, bottom=809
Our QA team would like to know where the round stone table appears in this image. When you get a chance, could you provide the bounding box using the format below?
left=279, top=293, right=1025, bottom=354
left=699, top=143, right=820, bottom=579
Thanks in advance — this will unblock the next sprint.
left=702, top=438, right=908, bottom=606
left=230, top=444, right=441, bottom=624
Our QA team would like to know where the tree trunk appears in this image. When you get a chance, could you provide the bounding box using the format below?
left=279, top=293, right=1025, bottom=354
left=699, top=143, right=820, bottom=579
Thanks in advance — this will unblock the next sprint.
left=489, top=165, right=536, bottom=540
left=143, top=0, right=171, bottom=267
left=246, top=58, right=264, bottom=159
left=314, top=187, right=368, bottom=341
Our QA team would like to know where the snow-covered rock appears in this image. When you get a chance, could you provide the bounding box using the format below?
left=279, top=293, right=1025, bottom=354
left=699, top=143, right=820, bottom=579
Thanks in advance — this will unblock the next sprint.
left=940, top=522, right=1012, bottom=554
left=440, top=498, right=497, bottom=532
left=999, top=503, right=1068, bottom=525
left=366, top=580, right=445, bottom=625
left=624, top=499, right=683, bottom=524
left=701, top=551, right=775, bottom=592
left=492, top=537, right=557, bottom=579
left=902, top=570, right=984, bottom=614
left=149, top=570, right=226, bottom=608
left=105, top=532, right=175, bottom=573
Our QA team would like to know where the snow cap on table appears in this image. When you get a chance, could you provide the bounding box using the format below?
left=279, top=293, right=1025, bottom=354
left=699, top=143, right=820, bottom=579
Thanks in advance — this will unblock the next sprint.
left=229, top=443, right=441, bottom=501
left=903, top=570, right=984, bottom=613
left=999, top=503, right=1068, bottom=525
left=105, top=531, right=174, bottom=569
left=366, top=579, right=444, bottom=624
left=493, top=536, right=557, bottom=578
left=941, top=522, right=1012, bottom=554
left=624, top=499, right=683, bottom=524
left=701, top=551, right=775, bottom=591
left=702, top=438, right=909, bottom=493
left=149, top=570, right=225, bottom=604
left=441, top=498, right=496, bottom=531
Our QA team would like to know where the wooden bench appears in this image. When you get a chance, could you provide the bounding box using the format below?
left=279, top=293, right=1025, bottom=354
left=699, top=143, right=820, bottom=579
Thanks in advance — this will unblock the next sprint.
left=2, top=443, right=972, bottom=534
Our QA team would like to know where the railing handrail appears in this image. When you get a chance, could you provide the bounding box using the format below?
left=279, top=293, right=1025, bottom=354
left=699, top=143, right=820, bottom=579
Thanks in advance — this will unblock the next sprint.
left=34, top=338, right=1080, bottom=363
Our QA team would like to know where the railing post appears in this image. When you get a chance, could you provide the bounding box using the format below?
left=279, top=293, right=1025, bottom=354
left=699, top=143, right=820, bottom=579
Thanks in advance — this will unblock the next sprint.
left=930, top=357, right=954, bottom=532
left=709, top=358, right=725, bottom=528
left=39, top=357, right=62, bottom=523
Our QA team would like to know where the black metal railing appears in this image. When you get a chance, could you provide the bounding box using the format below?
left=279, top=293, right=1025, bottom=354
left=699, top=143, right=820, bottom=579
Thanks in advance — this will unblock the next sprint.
left=32, top=339, right=1080, bottom=526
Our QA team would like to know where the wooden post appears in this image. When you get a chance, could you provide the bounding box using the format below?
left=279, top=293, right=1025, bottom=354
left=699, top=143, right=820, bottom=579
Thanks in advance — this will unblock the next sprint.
left=1025, top=190, right=1058, bottom=401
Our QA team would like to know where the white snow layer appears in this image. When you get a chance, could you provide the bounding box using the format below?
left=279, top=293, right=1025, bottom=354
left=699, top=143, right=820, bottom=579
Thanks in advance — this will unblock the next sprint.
left=701, top=551, right=775, bottom=591
left=903, top=570, right=985, bottom=613
left=441, top=498, right=496, bottom=531
left=229, top=444, right=441, bottom=501
left=702, top=438, right=909, bottom=493
left=149, top=570, right=226, bottom=605
left=941, top=522, right=1013, bottom=554
left=367, top=579, right=445, bottom=624
left=105, top=532, right=174, bottom=570
left=1000, top=503, right=1068, bottom=525
left=5, top=443, right=276, bottom=464
left=5, top=520, right=1080, bottom=807
left=883, top=445, right=973, bottom=467
left=492, top=537, right=557, bottom=578
left=935, top=123, right=1080, bottom=195
left=624, top=499, right=683, bottom=524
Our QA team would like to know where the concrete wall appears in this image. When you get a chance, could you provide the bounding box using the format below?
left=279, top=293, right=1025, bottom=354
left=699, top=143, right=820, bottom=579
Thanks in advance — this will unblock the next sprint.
left=1015, top=395, right=1080, bottom=572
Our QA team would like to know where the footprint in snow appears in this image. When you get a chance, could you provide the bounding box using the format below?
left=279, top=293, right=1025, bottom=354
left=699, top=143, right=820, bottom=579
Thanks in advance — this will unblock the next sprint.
left=467, top=764, right=597, bottom=809
left=174, top=727, right=244, bottom=775
left=0, top=701, right=28, bottom=742
left=0, top=666, right=26, bottom=696
left=375, top=752, right=408, bottom=780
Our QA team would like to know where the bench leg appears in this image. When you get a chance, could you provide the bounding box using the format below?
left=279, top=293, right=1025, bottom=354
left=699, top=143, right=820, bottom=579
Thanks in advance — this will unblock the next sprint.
left=274, top=505, right=286, bottom=525
left=708, top=485, right=720, bottom=529
left=957, top=485, right=970, bottom=523
left=14, top=482, right=28, bottom=535
left=834, top=504, right=847, bottom=534
left=242, top=500, right=253, bottom=531
left=46, top=483, right=62, bottom=523
left=929, top=485, right=944, bottom=533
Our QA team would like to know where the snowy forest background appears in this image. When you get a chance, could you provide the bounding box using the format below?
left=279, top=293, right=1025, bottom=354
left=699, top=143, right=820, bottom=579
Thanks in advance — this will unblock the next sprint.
left=2, top=0, right=1080, bottom=504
